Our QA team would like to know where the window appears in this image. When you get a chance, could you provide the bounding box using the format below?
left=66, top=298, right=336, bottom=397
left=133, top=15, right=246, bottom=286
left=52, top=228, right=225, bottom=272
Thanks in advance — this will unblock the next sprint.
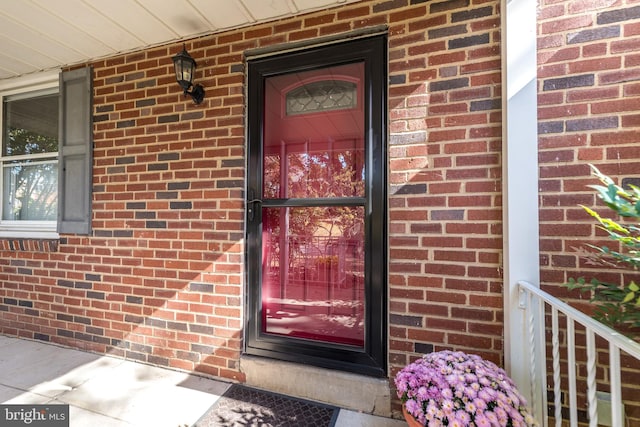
left=0, top=85, right=59, bottom=236
left=0, top=67, right=93, bottom=238
left=285, top=80, right=357, bottom=115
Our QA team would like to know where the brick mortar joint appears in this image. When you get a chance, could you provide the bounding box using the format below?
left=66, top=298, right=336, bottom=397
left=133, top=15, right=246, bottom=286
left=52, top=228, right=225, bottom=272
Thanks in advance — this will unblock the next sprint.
left=0, top=238, right=59, bottom=253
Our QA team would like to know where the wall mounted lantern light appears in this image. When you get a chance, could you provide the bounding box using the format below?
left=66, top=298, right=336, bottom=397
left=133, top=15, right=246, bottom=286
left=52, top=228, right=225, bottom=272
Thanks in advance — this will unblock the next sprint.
left=172, top=45, right=205, bottom=104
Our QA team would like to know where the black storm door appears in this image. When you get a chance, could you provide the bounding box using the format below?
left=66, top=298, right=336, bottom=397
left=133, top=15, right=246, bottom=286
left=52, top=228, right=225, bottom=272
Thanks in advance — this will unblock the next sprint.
left=246, top=35, right=387, bottom=376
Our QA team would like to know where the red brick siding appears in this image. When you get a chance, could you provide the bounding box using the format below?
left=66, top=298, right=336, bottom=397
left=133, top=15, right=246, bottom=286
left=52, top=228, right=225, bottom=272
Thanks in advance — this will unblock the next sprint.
left=0, top=0, right=504, bottom=387
left=387, top=0, right=504, bottom=383
left=538, top=0, right=640, bottom=422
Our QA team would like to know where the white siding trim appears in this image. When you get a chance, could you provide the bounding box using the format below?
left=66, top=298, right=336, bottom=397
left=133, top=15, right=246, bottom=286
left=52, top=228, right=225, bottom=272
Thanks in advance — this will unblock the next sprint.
left=0, top=70, right=59, bottom=92
left=501, top=0, right=542, bottom=416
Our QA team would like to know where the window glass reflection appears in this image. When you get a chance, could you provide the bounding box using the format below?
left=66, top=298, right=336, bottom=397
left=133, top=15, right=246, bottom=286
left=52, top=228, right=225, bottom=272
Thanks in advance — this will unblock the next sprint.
left=262, top=206, right=365, bottom=346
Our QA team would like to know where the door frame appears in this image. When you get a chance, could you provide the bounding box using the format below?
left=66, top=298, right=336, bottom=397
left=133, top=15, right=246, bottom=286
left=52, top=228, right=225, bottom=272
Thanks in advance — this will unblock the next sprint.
left=245, top=35, right=387, bottom=377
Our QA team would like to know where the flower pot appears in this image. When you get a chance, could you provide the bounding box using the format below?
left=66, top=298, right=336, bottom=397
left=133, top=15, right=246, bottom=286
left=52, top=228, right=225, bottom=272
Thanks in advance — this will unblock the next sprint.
left=402, top=405, right=422, bottom=427
left=395, top=351, right=537, bottom=426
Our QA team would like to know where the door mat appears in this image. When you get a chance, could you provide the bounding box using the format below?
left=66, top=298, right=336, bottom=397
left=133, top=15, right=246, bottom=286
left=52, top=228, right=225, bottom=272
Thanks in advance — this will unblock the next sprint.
left=194, top=384, right=339, bottom=427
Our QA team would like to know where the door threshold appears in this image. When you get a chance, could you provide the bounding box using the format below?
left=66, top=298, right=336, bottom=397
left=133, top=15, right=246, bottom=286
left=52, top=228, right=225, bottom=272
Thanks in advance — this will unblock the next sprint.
left=239, top=355, right=392, bottom=417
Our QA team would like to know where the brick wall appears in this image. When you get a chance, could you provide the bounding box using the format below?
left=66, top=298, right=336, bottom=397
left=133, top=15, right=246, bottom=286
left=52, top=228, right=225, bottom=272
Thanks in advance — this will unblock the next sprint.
left=537, top=0, right=640, bottom=422
left=386, top=0, right=503, bottom=376
left=0, top=0, right=504, bottom=389
left=538, top=0, right=640, bottom=293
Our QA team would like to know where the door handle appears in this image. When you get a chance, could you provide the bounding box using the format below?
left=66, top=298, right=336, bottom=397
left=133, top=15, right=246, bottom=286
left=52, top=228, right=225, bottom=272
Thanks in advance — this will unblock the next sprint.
left=247, top=199, right=262, bottom=221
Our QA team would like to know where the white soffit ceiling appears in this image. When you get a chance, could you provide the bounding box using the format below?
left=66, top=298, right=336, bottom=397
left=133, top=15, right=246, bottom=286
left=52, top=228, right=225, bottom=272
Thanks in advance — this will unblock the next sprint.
left=0, top=0, right=360, bottom=82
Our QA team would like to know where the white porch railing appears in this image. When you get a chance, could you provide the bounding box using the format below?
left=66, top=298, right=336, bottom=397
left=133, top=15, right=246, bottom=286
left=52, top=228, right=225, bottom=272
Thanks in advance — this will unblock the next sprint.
left=518, top=280, right=640, bottom=427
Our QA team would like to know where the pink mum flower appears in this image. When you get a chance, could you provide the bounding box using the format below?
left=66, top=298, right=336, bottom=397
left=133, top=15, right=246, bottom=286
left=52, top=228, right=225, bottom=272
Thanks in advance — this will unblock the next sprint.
left=475, top=413, right=491, bottom=427
left=394, top=350, right=538, bottom=427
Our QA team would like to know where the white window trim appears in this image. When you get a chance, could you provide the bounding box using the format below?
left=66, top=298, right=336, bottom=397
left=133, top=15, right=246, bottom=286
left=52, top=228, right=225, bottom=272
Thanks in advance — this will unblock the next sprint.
left=0, top=70, right=60, bottom=239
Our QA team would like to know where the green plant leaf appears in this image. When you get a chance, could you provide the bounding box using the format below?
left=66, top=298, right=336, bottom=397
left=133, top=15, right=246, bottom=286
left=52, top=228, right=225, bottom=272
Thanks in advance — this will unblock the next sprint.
left=598, top=218, right=629, bottom=234
left=562, top=165, right=640, bottom=338
left=622, top=291, right=635, bottom=304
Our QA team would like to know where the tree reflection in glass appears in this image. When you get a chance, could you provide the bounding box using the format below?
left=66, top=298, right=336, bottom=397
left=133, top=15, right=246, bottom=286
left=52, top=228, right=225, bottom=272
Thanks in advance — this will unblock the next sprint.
left=2, top=92, right=58, bottom=221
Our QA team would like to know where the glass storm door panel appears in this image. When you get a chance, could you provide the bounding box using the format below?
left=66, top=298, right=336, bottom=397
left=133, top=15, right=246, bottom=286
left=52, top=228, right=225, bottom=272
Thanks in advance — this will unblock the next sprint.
left=262, top=206, right=365, bottom=345
left=261, top=62, right=366, bottom=346
left=246, top=36, right=387, bottom=376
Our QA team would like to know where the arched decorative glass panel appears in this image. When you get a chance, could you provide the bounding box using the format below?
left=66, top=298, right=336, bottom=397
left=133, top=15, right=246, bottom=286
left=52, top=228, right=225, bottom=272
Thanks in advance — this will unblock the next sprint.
left=286, top=80, right=357, bottom=115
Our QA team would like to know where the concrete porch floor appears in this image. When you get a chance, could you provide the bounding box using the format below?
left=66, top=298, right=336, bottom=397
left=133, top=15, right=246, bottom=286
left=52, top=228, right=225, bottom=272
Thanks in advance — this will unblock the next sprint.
left=0, top=335, right=404, bottom=426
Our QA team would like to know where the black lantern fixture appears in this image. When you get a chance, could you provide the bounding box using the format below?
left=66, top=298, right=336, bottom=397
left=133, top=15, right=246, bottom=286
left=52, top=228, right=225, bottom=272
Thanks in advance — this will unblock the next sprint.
left=172, top=44, right=205, bottom=104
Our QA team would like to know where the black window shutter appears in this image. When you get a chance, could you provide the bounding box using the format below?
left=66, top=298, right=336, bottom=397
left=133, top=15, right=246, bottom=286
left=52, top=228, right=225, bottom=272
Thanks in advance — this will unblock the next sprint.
left=57, top=67, right=93, bottom=235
